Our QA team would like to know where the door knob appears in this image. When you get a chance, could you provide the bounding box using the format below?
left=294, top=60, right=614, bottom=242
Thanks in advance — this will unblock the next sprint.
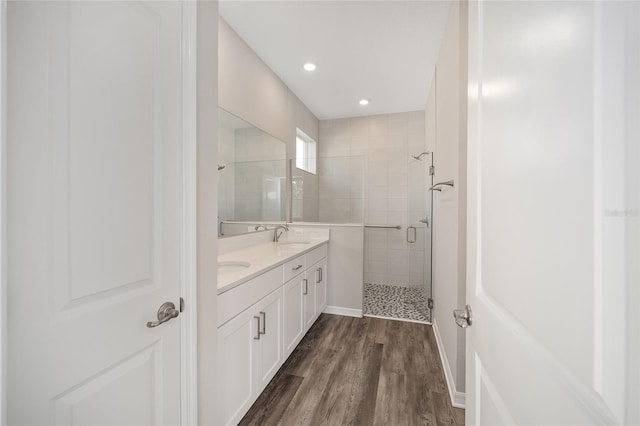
left=147, top=302, right=180, bottom=328
left=453, top=304, right=472, bottom=328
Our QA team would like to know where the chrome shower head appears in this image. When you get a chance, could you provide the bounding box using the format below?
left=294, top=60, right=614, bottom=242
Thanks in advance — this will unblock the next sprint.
left=411, top=152, right=431, bottom=161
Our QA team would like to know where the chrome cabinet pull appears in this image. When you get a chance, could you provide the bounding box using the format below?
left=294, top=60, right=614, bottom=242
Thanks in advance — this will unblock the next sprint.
left=259, top=311, right=266, bottom=335
left=303, top=278, right=308, bottom=295
left=254, top=316, right=261, bottom=340
left=292, top=264, right=303, bottom=271
left=320, top=267, right=323, bottom=282
left=316, top=268, right=321, bottom=283
left=146, top=302, right=180, bottom=328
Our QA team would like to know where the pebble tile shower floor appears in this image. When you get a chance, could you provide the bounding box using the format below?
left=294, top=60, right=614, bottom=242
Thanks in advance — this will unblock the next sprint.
left=363, top=283, right=431, bottom=322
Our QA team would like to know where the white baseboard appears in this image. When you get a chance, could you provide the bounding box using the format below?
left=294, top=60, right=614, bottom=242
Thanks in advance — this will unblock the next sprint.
left=432, top=319, right=466, bottom=409
left=323, top=305, right=363, bottom=318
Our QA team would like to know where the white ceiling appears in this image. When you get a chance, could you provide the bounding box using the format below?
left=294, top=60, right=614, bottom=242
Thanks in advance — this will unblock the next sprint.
left=219, top=1, right=452, bottom=120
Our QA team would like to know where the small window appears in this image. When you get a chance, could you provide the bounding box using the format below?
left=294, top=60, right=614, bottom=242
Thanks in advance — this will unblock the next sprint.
left=295, top=128, right=317, bottom=175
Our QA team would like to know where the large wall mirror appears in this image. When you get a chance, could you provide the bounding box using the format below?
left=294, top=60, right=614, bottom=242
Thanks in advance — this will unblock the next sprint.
left=218, top=109, right=287, bottom=237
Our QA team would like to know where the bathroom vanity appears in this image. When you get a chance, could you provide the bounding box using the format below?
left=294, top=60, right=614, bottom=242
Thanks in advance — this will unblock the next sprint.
left=217, top=228, right=329, bottom=425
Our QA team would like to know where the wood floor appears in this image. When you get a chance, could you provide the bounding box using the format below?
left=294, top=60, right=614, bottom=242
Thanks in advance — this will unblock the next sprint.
left=239, top=314, right=465, bottom=426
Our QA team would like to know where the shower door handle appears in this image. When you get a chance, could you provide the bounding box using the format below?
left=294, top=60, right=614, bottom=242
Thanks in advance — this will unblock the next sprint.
left=407, top=226, right=417, bottom=243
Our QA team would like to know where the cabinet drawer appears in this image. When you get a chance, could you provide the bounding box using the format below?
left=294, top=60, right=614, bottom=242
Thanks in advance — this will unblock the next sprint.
left=283, top=254, right=306, bottom=282
left=305, top=244, right=327, bottom=267
left=218, top=266, right=283, bottom=327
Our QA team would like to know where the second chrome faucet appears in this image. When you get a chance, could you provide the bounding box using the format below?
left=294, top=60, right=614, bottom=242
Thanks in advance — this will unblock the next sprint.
left=273, top=224, right=289, bottom=242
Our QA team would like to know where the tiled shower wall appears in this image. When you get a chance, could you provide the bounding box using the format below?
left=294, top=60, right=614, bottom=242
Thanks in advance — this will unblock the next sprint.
left=218, top=125, right=287, bottom=222
left=233, top=127, right=287, bottom=221
left=318, top=111, right=429, bottom=287
left=218, top=126, right=236, bottom=222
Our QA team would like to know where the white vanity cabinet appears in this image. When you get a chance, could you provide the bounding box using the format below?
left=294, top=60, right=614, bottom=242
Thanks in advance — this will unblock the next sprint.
left=218, top=287, right=283, bottom=426
left=217, top=240, right=328, bottom=425
left=314, top=258, right=328, bottom=315
left=283, top=274, right=305, bottom=358
left=253, top=288, right=283, bottom=392
left=283, top=245, right=328, bottom=357
left=302, top=268, right=318, bottom=331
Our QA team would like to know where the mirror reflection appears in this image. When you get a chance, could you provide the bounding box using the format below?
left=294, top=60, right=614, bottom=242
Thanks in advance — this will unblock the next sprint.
left=218, top=109, right=287, bottom=237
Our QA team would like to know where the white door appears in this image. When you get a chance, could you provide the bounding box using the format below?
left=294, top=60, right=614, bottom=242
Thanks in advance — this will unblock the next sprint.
left=283, top=275, right=305, bottom=358
left=7, top=1, right=185, bottom=424
left=466, top=1, right=639, bottom=425
left=254, top=288, right=283, bottom=393
left=218, top=305, right=257, bottom=426
left=314, top=260, right=327, bottom=314
left=303, top=272, right=317, bottom=331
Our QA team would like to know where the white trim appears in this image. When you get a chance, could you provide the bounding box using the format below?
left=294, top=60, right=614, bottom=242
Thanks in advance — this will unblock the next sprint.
left=180, top=2, right=198, bottom=425
left=323, top=306, right=362, bottom=318
left=432, top=319, right=466, bottom=409
left=0, top=1, right=6, bottom=424
left=363, top=314, right=429, bottom=325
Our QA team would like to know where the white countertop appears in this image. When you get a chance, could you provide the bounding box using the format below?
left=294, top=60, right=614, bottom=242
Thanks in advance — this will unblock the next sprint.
left=217, top=228, right=330, bottom=295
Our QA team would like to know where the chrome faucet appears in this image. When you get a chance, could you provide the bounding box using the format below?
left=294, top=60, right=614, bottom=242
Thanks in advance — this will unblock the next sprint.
left=273, top=224, right=289, bottom=242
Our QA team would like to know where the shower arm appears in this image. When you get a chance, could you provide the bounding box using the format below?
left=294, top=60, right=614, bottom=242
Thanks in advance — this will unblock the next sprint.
left=412, top=151, right=431, bottom=161
left=429, top=180, right=454, bottom=191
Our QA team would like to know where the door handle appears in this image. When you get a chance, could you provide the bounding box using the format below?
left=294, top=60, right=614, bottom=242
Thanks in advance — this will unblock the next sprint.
left=316, top=268, right=322, bottom=283
left=453, top=305, right=472, bottom=328
left=407, top=226, right=417, bottom=243
left=303, top=278, right=308, bottom=295
left=146, top=302, right=180, bottom=328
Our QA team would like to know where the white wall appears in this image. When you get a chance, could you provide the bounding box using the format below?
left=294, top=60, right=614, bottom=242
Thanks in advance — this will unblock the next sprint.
left=196, top=2, right=219, bottom=424
left=430, top=0, right=468, bottom=402
left=219, top=18, right=320, bottom=224
left=218, top=18, right=318, bottom=161
left=218, top=18, right=289, bottom=143
left=291, top=224, right=364, bottom=314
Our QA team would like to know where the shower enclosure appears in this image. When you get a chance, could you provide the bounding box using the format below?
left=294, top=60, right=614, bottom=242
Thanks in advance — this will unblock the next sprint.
left=363, top=151, right=434, bottom=323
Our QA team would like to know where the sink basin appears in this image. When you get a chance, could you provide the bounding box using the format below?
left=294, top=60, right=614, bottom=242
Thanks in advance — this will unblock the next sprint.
left=277, top=241, right=311, bottom=250
left=218, top=261, right=251, bottom=274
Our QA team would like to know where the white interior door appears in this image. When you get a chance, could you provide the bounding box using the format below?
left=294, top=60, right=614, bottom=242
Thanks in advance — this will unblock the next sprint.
left=7, top=1, right=185, bottom=424
left=466, top=1, right=640, bottom=424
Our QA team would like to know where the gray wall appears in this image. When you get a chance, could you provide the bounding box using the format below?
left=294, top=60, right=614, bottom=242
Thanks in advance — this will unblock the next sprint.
left=218, top=18, right=320, bottom=223
left=197, top=2, right=219, bottom=424
left=429, top=0, right=468, bottom=397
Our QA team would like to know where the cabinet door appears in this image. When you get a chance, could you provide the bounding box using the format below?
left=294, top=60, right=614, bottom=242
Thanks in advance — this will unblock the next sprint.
left=315, top=259, right=328, bottom=316
left=218, top=307, right=259, bottom=425
left=303, top=271, right=317, bottom=332
left=254, top=288, right=283, bottom=394
left=283, top=276, right=305, bottom=358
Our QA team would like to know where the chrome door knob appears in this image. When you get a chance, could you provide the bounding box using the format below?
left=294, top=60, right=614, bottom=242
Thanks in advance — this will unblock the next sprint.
left=453, top=304, right=472, bottom=328
left=147, top=302, right=180, bottom=328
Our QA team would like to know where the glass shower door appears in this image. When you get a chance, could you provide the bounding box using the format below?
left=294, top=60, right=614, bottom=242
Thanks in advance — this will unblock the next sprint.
left=407, top=152, right=433, bottom=322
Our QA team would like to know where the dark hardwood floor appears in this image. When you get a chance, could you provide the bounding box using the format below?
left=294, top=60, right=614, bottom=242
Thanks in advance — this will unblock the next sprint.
left=239, top=314, right=465, bottom=426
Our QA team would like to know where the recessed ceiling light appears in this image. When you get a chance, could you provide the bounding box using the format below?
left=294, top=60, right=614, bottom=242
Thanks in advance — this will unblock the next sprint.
left=359, top=99, right=370, bottom=106
left=303, top=63, right=316, bottom=72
